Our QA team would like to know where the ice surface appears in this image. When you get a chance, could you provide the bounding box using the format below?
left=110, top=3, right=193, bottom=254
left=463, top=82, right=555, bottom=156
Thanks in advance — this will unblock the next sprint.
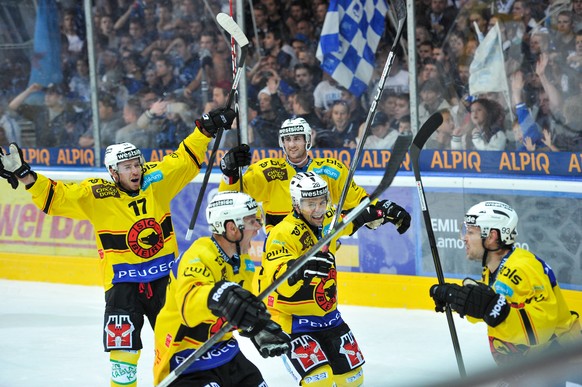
left=0, top=280, right=495, bottom=386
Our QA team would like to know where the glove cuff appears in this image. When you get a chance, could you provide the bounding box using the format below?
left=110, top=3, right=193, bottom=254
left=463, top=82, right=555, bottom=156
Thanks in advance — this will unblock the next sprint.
left=207, top=280, right=238, bottom=316
left=220, top=157, right=240, bottom=179
left=14, top=163, right=32, bottom=179
left=483, top=294, right=510, bottom=327
left=196, top=118, right=216, bottom=138
left=239, top=318, right=269, bottom=338
left=221, top=173, right=240, bottom=186
left=353, top=207, right=377, bottom=231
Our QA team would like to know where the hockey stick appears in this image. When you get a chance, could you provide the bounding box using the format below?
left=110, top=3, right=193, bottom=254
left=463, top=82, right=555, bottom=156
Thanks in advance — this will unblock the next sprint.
left=156, top=133, right=412, bottom=387
left=331, top=0, right=407, bottom=226
left=227, top=3, right=245, bottom=193
left=409, top=112, right=467, bottom=377
left=185, top=13, right=249, bottom=241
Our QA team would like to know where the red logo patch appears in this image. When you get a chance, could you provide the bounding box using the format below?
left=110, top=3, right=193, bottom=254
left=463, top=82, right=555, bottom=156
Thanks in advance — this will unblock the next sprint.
left=104, top=315, right=135, bottom=349
left=339, top=331, right=364, bottom=367
left=291, top=335, right=328, bottom=371
left=127, top=218, right=164, bottom=258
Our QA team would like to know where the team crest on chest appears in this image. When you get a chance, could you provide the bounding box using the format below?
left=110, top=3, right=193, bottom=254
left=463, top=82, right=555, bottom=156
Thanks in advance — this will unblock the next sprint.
left=127, top=218, right=164, bottom=258
left=315, top=268, right=336, bottom=311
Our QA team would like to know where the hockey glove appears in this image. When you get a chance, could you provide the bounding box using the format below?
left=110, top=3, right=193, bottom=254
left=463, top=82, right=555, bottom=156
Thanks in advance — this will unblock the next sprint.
left=220, top=144, right=251, bottom=179
left=353, top=200, right=411, bottom=234
left=0, top=143, right=33, bottom=180
left=196, top=108, right=237, bottom=137
left=0, top=146, right=19, bottom=189
left=430, top=280, right=510, bottom=327
left=208, top=281, right=270, bottom=331
left=287, top=251, right=334, bottom=286
left=240, top=320, right=291, bottom=358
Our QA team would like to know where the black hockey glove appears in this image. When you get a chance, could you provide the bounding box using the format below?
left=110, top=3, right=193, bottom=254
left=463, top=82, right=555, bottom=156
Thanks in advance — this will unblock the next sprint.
left=220, top=144, right=251, bottom=179
left=287, top=251, right=334, bottom=286
left=240, top=320, right=291, bottom=358
left=0, top=146, right=19, bottom=189
left=208, top=280, right=270, bottom=331
left=0, top=143, right=33, bottom=180
left=430, top=279, right=510, bottom=327
left=353, top=200, right=411, bottom=234
left=196, top=108, right=237, bottom=137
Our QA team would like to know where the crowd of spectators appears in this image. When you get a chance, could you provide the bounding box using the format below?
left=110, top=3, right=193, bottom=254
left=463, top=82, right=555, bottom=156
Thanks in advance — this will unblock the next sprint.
left=0, top=0, right=581, bottom=152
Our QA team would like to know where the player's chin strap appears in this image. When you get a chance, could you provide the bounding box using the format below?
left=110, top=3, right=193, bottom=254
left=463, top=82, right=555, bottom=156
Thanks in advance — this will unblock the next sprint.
left=481, top=234, right=503, bottom=267
left=212, top=228, right=243, bottom=275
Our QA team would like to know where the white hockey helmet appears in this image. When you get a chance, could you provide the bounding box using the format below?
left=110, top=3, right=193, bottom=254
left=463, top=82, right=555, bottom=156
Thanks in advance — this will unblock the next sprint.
left=289, top=172, right=329, bottom=208
left=206, top=191, right=262, bottom=235
left=104, top=142, right=145, bottom=173
left=279, top=117, right=312, bottom=150
left=464, top=200, right=518, bottom=245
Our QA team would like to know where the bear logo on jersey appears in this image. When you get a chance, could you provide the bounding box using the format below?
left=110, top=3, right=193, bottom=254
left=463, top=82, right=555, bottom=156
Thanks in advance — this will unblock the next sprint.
left=105, top=315, right=135, bottom=349
left=314, top=268, right=337, bottom=311
left=127, top=218, right=164, bottom=258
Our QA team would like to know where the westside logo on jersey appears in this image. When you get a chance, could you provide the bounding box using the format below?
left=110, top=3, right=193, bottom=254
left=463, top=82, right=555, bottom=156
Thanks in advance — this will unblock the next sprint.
left=105, top=315, right=135, bottom=349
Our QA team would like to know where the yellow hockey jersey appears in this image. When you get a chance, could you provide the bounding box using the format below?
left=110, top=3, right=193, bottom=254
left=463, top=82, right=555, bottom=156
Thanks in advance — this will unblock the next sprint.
left=475, top=247, right=580, bottom=363
left=219, top=157, right=369, bottom=230
left=25, top=130, right=210, bottom=291
left=256, top=209, right=354, bottom=333
left=153, top=236, right=257, bottom=384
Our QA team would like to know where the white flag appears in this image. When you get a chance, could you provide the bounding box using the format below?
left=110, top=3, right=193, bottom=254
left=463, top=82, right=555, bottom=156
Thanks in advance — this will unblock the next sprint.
left=469, top=23, right=507, bottom=95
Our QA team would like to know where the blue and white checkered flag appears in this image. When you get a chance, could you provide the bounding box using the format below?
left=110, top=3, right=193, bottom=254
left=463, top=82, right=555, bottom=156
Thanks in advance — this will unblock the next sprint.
left=316, top=0, right=388, bottom=97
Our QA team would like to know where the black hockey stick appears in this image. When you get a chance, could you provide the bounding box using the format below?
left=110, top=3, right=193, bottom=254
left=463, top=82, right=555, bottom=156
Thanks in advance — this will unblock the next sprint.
left=331, top=0, right=407, bottom=225
left=156, top=133, right=412, bottom=387
left=410, top=112, right=466, bottom=377
left=185, top=13, right=249, bottom=241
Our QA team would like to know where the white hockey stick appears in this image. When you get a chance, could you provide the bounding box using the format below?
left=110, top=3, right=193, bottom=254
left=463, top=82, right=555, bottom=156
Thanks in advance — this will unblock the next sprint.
left=410, top=112, right=466, bottom=377
left=185, top=13, right=249, bottom=241
left=331, top=0, right=407, bottom=227
left=156, top=133, right=412, bottom=387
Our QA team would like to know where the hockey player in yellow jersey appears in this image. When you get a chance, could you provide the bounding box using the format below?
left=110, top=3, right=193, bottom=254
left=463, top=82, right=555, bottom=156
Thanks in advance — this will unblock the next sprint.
left=257, top=172, right=410, bottom=386
left=0, top=108, right=236, bottom=386
left=153, top=191, right=290, bottom=386
left=218, top=117, right=411, bottom=232
left=430, top=201, right=580, bottom=366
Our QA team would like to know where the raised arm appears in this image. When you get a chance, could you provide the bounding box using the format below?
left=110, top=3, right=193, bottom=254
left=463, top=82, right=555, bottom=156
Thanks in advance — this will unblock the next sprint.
left=535, top=53, right=562, bottom=113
